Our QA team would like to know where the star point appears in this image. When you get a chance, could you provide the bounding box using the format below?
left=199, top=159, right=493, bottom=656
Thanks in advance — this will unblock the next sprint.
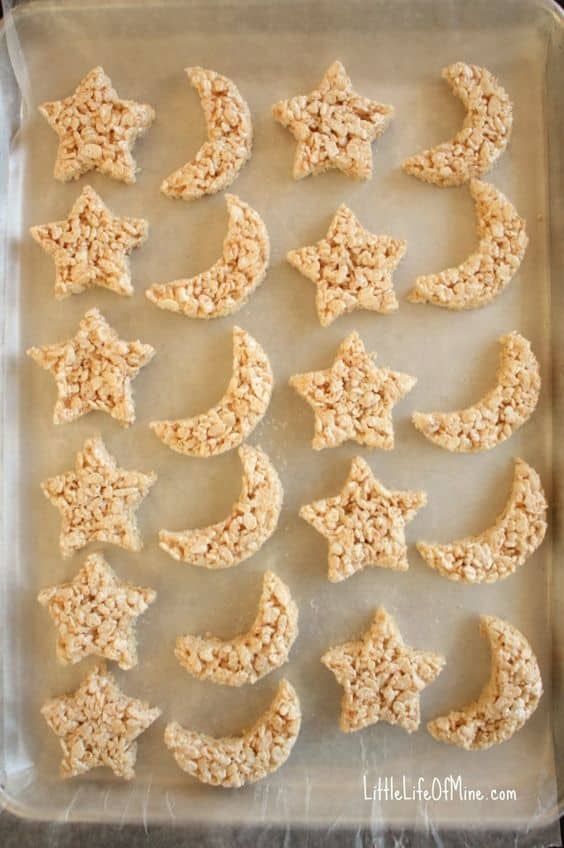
left=38, top=552, right=156, bottom=669
left=301, top=456, right=426, bottom=582
left=322, top=608, right=445, bottom=732
left=41, top=663, right=161, bottom=779
left=30, top=186, right=148, bottom=299
left=290, top=332, right=416, bottom=451
left=27, top=308, right=155, bottom=426
left=39, top=66, right=155, bottom=184
left=273, top=60, right=393, bottom=180
left=287, top=204, right=406, bottom=326
left=41, top=436, right=156, bottom=558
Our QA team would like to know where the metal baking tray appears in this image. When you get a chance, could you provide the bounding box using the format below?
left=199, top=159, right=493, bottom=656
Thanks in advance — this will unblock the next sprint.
left=0, top=0, right=562, bottom=844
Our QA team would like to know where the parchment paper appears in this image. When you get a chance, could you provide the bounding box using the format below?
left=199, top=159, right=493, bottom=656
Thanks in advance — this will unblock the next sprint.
left=0, top=1, right=561, bottom=845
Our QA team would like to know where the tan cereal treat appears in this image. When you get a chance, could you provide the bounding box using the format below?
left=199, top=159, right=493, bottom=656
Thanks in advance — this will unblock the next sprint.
left=408, top=180, right=528, bottom=309
left=272, top=60, right=393, bottom=180
left=175, top=571, right=298, bottom=686
left=27, top=308, right=155, bottom=427
left=164, top=679, right=301, bottom=787
left=428, top=615, right=542, bottom=750
left=417, top=459, right=547, bottom=584
left=146, top=195, right=269, bottom=318
left=151, top=326, right=273, bottom=457
left=39, top=66, right=155, bottom=184
left=41, top=435, right=156, bottom=558
left=159, top=445, right=283, bottom=568
left=412, top=332, right=540, bottom=452
left=300, top=456, right=427, bottom=583
left=287, top=204, right=406, bottom=326
left=30, top=185, right=148, bottom=299
left=402, top=63, right=512, bottom=187
left=38, top=552, right=156, bottom=669
left=161, top=67, right=252, bottom=200
left=41, top=663, right=161, bottom=779
left=290, top=331, right=416, bottom=451
left=322, top=608, right=445, bottom=733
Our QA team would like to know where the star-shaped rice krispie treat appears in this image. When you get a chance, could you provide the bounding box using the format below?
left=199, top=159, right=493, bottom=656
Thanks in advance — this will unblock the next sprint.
left=39, top=66, right=155, bottom=183
left=287, top=204, right=405, bottom=326
left=272, top=60, right=393, bottom=180
left=41, top=436, right=156, bottom=558
left=290, top=332, right=416, bottom=450
left=301, top=456, right=426, bottom=582
left=322, top=608, right=445, bottom=732
left=28, top=308, right=155, bottom=427
left=38, top=553, right=156, bottom=669
left=41, top=664, right=161, bottom=779
left=30, top=186, right=148, bottom=299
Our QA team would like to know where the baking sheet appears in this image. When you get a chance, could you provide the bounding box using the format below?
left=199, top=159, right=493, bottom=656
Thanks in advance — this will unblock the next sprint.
left=0, top=0, right=562, bottom=843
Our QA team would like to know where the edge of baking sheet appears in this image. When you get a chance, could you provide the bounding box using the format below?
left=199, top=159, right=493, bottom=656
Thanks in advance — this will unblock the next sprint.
left=0, top=13, right=20, bottom=802
left=546, top=0, right=564, bottom=815
left=0, top=0, right=563, bottom=838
